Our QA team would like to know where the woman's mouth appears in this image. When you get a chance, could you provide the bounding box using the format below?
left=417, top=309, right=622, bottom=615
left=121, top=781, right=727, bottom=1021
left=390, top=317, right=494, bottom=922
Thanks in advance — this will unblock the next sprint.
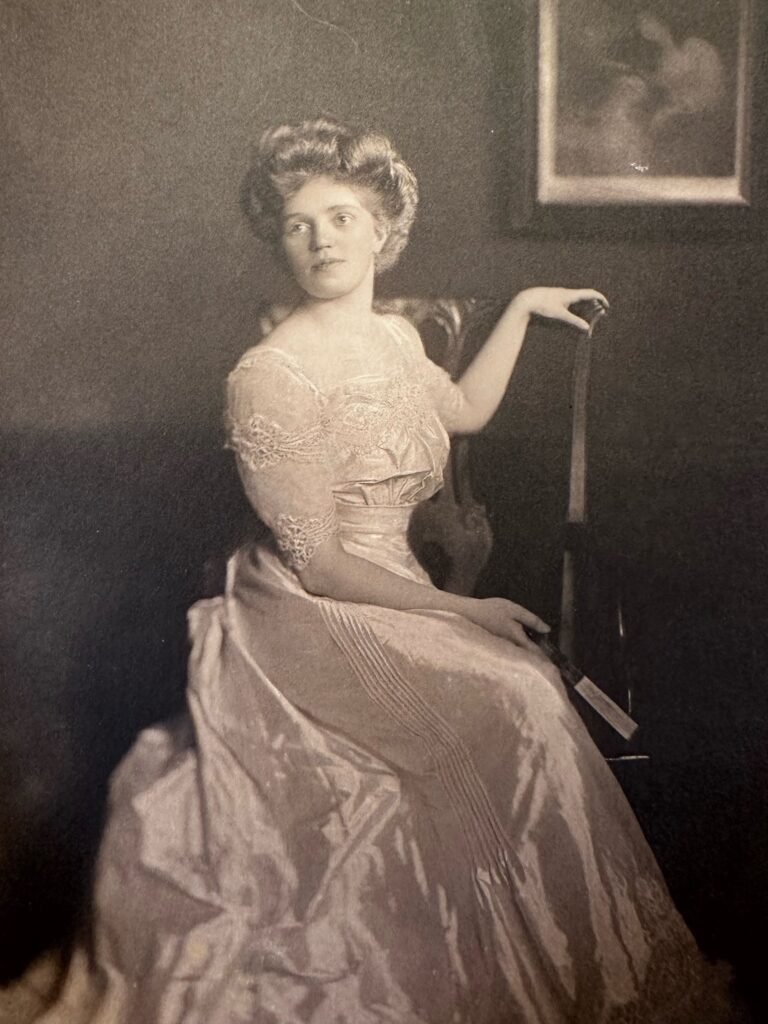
left=312, top=258, right=345, bottom=271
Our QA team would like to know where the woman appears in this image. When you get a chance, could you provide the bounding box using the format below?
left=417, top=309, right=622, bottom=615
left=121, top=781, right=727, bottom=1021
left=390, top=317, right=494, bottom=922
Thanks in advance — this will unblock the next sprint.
left=36, top=117, right=736, bottom=1023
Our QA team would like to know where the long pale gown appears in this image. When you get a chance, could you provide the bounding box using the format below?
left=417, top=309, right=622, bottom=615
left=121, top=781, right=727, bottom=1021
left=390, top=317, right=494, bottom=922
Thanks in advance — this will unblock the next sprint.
left=40, top=315, right=734, bottom=1023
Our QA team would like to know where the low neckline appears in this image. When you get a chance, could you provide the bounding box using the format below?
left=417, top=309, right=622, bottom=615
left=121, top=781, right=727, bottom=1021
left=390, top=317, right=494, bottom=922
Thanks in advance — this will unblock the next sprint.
left=235, top=315, right=413, bottom=402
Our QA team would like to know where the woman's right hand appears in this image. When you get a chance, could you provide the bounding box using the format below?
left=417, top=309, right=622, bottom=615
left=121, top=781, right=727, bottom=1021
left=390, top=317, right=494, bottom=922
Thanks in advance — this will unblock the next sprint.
left=509, top=287, right=609, bottom=332
left=464, top=597, right=550, bottom=652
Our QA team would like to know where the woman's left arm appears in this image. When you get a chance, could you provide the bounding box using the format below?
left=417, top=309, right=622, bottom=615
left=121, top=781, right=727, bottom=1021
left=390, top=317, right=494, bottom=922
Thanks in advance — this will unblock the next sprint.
left=453, top=287, right=609, bottom=433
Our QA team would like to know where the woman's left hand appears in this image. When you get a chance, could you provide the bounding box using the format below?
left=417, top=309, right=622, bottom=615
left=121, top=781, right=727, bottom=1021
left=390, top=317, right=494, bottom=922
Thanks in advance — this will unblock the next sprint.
left=510, top=287, right=609, bottom=332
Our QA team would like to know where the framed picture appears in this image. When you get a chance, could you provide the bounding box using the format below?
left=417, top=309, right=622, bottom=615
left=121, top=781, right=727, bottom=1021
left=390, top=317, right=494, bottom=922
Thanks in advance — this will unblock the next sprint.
left=537, top=0, right=755, bottom=206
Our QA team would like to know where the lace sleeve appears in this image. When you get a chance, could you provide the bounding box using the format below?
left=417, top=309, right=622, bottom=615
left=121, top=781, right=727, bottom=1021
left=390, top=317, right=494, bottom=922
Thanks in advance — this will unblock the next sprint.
left=386, top=315, right=468, bottom=434
left=418, top=358, right=467, bottom=434
left=226, top=350, right=339, bottom=569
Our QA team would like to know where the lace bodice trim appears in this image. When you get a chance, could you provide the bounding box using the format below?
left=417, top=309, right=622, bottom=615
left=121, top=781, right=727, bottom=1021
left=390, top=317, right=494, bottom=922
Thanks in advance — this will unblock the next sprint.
left=226, top=415, right=327, bottom=470
left=330, top=373, right=433, bottom=457
left=274, top=507, right=339, bottom=570
left=226, top=330, right=445, bottom=468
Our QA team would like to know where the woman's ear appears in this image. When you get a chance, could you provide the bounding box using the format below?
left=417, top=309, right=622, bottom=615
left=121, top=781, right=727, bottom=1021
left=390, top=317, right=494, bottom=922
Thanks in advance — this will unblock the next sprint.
left=373, top=218, right=389, bottom=254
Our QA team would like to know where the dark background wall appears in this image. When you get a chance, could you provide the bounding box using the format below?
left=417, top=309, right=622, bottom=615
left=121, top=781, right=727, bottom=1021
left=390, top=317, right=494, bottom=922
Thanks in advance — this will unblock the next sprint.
left=2, top=0, right=767, bottom=1010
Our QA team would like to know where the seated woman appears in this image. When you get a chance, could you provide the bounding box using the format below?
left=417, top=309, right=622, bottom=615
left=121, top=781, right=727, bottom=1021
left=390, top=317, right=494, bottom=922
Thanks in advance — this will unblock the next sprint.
left=38, top=117, right=736, bottom=1023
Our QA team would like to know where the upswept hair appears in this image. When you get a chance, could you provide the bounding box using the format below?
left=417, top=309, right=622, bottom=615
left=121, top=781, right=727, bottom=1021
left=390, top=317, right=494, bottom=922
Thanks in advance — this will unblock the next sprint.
left=242, top=117, right=418, bottom=272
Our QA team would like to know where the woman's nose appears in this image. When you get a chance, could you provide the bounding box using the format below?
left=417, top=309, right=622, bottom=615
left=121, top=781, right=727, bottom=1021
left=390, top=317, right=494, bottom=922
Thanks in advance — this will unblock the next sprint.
left=310, top=224, right=332, bottom=250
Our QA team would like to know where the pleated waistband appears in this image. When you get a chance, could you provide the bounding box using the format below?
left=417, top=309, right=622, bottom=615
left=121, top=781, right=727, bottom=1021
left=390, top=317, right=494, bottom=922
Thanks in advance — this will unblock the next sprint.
left=336, top=504, right=415, bottom=535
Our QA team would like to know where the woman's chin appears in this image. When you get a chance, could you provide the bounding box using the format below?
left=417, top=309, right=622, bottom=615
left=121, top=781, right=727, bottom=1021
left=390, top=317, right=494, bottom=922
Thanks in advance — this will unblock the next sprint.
left=300, top=277, right=363, bottom=302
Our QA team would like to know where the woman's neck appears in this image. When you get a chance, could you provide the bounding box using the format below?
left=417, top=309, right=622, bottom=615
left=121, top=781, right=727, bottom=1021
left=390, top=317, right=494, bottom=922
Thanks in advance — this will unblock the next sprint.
left=295, top=273, right=377, bottom=338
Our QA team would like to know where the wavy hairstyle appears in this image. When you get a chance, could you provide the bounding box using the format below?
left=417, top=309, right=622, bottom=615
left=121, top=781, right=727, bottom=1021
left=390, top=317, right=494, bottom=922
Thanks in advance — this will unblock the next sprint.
left=242, top=117, right=418, bottom=272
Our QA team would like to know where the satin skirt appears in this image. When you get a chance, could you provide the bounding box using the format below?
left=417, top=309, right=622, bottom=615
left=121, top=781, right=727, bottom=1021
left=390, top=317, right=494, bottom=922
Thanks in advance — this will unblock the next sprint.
left=41, top=506, right=733, bottom=1023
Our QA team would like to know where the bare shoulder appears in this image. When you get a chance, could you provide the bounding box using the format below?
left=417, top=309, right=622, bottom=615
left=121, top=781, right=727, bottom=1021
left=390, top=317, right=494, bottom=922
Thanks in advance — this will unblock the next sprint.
left=258, top=309, right=316, bottom=356
left=231, top=312, right=314, bottom=371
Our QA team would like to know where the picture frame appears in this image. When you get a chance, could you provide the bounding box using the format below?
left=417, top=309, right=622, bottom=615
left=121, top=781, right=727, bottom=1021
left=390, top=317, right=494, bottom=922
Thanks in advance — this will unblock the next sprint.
left=486, top=0, right=767, bottom=235
left=537, top=0, right=755, bottom=207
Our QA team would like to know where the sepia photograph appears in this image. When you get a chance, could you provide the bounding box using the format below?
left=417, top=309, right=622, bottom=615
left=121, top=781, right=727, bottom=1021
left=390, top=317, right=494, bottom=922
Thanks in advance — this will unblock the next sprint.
left=1, top=1, right=766, bottom=1021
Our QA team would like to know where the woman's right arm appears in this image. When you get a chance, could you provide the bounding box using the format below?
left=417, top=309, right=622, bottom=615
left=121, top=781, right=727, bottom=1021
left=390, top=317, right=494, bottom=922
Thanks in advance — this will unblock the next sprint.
left=297, top=536, right=548, bottom=651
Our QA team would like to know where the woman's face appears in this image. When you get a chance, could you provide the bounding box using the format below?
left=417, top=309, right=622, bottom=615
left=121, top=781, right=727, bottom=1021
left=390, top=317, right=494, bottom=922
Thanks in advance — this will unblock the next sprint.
left=280, top=176, right=386, bottom=301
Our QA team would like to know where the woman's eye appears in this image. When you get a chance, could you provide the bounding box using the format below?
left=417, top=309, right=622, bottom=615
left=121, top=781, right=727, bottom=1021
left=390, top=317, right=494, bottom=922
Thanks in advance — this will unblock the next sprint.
left=336, top=213, right=353, bottom=225
left=287, top=223, right=308, bottom=235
